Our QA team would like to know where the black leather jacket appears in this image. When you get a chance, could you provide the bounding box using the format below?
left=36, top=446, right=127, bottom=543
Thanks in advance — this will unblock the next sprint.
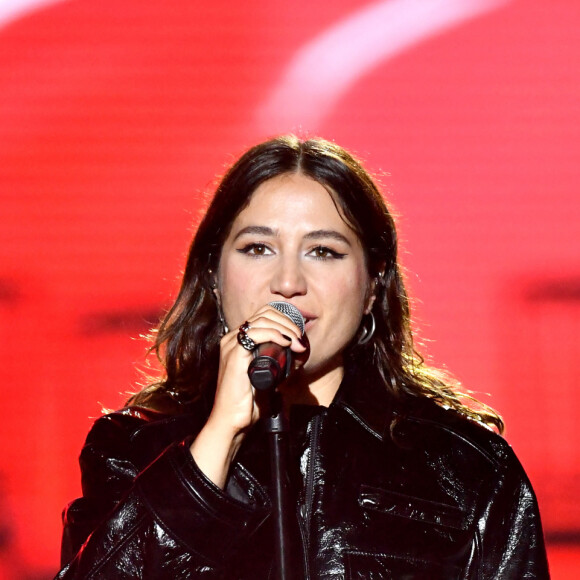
left=56, top=368, right=550, bottom=579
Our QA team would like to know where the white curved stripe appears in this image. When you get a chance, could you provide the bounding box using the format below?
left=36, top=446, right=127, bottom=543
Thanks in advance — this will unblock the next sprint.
left=257, top=0, right=510, bottom=131
left=0, top=0, right=65, bottom=29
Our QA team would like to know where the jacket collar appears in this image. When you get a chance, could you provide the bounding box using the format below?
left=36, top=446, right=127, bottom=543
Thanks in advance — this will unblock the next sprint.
left=331, top=363, right=401, bottom=441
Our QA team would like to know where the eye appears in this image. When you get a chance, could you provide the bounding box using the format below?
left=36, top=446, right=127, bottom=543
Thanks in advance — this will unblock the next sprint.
left=308, top=246, right=346, bottom=260
left=237, top=243, right=273, bottom=257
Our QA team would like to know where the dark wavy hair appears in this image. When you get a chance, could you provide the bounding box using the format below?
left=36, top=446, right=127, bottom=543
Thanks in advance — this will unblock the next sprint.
left=130, top=135, right=503, bottom=433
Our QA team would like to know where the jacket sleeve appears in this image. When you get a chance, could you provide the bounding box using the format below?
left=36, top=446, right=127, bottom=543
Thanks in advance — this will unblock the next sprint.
left=474, top=445, right=550, bottom=579
left=60, top=411, right=145, bottom=565
left=57, top=413, right=271, bottom=579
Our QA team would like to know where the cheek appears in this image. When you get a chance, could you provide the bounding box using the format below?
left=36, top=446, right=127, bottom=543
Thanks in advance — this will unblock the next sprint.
left=217, top=260, right=245, bottom=322
left=218, top=259, right=264, bottom=327
left=324, top=269, right=370, bottom=328
left=341, top=265, right=371, bottom=307
left=219, top=260, right=246, bottom=294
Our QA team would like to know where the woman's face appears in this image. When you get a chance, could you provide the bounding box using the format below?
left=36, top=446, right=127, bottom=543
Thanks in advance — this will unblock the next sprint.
left=217, top=172, right=374, bottom=376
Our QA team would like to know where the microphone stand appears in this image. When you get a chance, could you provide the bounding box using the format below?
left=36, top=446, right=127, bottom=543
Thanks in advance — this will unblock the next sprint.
left=264, top=389, right=295, bottom=580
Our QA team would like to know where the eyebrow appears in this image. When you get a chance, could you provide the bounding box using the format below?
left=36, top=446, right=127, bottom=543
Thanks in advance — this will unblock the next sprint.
left=233, top=226, right=352, bottom=246
left=233, top=226, right=276, bottom=240
left=304, top=229, right=352, bottom=246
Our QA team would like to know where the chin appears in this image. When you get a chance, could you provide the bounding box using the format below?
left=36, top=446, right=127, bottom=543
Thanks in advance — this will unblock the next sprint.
left=299, top=352, right=343, bottom=378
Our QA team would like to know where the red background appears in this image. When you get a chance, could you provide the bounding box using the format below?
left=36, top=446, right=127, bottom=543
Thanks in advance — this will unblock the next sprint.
left=0, top=0, right=579, bottom=576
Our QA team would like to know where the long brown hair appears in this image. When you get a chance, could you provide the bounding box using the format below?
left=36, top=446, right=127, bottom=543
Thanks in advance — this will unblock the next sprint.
left=130, top=135, right=503, bottom=433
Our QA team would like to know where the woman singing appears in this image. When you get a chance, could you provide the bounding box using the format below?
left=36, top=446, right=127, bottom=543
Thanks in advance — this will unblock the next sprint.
left=56, top=136, right=549, bottom=578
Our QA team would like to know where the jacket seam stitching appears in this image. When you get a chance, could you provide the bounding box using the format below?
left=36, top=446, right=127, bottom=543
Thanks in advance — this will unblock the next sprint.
left=404, top=416, right=500, bottom=467
left=85, top=512, right=148, bottom=578
left=338, top=403, right=384, bottom=441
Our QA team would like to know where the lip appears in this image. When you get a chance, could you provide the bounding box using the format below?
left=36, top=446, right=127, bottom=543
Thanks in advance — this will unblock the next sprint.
left=297, top=309, right=317, bottom=331
left=271, top=302, right=316, bottom=333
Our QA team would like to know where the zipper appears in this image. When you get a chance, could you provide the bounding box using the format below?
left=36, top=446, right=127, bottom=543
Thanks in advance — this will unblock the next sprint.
left=297, top=413, right=323, bottom=579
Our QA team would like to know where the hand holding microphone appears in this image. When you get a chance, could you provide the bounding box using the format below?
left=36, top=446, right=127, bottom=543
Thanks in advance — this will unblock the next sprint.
left=192, top=302, right=306, bottom=488
left=239, top=301, right=305, bottom=391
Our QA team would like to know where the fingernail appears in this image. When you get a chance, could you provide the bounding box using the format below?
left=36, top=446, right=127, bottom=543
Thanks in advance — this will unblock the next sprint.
left=282, top=334, right=292, bottom=342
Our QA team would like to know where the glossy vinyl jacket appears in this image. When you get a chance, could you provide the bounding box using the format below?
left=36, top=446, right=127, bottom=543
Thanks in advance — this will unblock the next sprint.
left=56, top=367, right=550, bottom=579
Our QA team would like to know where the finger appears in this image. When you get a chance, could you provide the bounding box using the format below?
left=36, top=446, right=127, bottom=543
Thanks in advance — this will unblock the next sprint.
left=241, top=321, right=306, bottom=353
left=244, top=311, right=305, bottom=348
left=237, top=326, right=294, bottom=350
left=254, top=305, right=305, bottom=337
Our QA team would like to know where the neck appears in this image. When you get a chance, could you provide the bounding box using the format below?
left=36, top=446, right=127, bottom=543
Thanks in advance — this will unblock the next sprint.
left=278, top=358, right=344, bottom=408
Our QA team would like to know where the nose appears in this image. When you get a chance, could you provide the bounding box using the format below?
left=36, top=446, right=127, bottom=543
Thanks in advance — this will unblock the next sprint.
left=270, top=254, right=307, bottom=298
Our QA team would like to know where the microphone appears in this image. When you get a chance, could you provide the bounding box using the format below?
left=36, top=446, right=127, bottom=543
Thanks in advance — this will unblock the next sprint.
left=248, top=301, right=305, bottom=391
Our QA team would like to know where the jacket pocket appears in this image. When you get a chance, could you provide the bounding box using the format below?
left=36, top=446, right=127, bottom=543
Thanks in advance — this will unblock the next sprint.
left=345, top=550, right=463, bottom=580
left=358, top=484, right=468, bottom=531
left=350, top=485, right=472, bottom=578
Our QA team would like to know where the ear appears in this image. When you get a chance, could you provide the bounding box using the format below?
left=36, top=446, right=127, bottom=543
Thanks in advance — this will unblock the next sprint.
left=364, top=262, right=386, bottom=314
left=364, top=277, right=378, bottom=314
left=364, top=289, right=377, bottom=315
left=208, top=269, right=221, bottom=303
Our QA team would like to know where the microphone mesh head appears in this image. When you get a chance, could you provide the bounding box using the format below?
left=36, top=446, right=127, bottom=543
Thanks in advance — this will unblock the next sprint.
left=269, top=301, right=305, bottom=335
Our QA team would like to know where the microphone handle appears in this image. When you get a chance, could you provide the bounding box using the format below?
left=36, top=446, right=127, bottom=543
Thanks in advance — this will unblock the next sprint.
left=248, top=342, right=291, bottom=391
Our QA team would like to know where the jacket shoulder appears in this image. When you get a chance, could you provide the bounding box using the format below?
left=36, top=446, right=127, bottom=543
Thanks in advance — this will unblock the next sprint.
left=398, top=397, right=516, bottom=470
left=400, top=403, right=550, bottom=578
left=86, top=405, right=164, bottom=440
left=83, top=400, right=209, bottom=473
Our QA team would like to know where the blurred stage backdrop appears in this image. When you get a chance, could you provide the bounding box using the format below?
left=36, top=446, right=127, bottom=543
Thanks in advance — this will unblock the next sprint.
left=0, top=0, right=579, bottom=576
